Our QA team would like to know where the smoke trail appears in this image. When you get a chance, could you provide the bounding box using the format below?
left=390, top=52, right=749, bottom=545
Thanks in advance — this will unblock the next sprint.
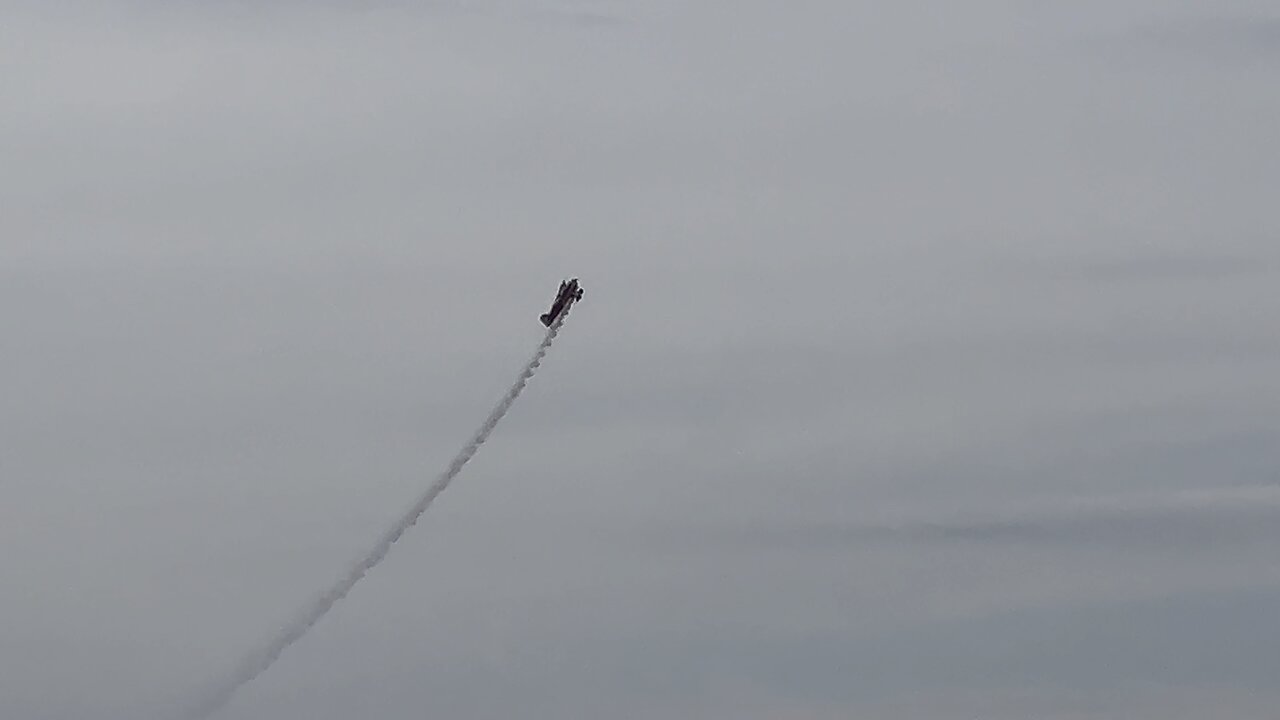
left=188, top=310, right=571, bottom=718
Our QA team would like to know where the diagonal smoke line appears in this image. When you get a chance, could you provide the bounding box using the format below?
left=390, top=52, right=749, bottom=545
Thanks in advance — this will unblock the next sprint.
left=187, top=309, right=571, bottom=719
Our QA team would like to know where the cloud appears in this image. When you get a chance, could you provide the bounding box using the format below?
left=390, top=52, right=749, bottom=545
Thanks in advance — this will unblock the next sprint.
left=1133, top=14, right=1280, bottom=59
left=655, top=485, right=1280, bottom=553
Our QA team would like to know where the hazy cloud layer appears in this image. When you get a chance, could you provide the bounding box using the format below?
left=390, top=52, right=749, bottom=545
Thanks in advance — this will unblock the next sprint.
left=2, top=1, right=1278, bottom=718
left=667, top=486, right=1280, bottom=551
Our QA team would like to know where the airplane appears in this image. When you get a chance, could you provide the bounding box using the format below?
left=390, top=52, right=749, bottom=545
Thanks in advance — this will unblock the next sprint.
left=540, top=278, right=583, bottom=326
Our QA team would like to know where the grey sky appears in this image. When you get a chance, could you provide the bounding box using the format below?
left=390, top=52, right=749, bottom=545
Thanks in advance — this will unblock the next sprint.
left=2, top=1, right=1278, bottom=718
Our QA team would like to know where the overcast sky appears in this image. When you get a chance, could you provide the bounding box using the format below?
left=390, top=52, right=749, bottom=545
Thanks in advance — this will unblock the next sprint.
left=3, top=1, right=1279, bottom=718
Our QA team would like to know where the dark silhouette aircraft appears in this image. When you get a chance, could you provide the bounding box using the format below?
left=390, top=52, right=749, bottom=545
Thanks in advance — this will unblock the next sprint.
left=541, top=278, right=583, bottom=326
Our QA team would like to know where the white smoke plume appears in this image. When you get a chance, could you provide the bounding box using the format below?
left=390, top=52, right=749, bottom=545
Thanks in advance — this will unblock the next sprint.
left=187, top=310, right=571, bottom=718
